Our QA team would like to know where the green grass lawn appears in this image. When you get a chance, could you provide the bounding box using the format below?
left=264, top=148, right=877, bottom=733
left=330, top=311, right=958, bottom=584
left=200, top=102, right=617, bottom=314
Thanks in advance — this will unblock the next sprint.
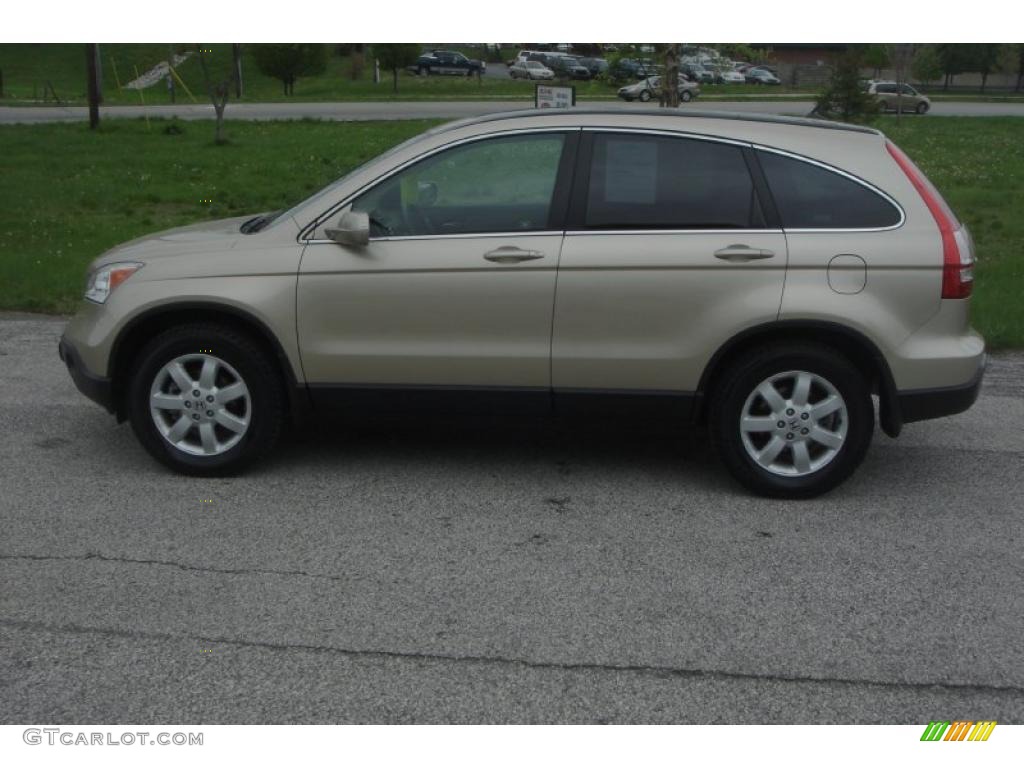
left=883, top=117, right=1024, bottom=349
left=0, top=115, right=1021, bottom=348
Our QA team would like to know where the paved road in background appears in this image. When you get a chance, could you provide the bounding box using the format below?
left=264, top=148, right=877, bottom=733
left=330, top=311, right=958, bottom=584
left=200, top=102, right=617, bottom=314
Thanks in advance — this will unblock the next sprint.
left=2, top=99, right=1024, bottom=124
left=1, top=314, right=1023, bottom=723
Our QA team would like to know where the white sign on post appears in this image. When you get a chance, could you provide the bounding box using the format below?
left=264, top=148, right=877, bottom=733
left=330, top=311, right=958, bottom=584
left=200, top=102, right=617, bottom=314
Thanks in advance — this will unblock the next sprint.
left=535, top=84, right=576, bottom=109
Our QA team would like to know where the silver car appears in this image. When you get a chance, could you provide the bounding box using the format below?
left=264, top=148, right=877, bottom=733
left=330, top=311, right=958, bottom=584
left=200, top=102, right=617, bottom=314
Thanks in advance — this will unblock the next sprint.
left=509, top=60, right=554, bottom=80
left=60, top=108, right=983, bottom=497
left=617, top=76, right=700, bottom=103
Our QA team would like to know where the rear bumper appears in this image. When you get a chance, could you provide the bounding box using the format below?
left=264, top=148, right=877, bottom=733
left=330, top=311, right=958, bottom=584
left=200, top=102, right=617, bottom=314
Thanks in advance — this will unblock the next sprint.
left=59, top=335, right=115, bottom=413
left=896, top=355, right=985, bottom=424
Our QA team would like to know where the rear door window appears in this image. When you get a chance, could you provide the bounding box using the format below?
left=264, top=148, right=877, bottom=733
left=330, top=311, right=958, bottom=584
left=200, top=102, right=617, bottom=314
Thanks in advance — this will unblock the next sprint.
left=757, top=150, right=902, bottom=229
left=584, top=133, right=765, bottom=229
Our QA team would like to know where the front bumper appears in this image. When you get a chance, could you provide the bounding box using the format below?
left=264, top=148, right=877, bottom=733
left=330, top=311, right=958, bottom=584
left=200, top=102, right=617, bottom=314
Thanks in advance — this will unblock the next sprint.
left=896, top=355, right=986, bottom=424
left=59, top=335, right=115, bottom=413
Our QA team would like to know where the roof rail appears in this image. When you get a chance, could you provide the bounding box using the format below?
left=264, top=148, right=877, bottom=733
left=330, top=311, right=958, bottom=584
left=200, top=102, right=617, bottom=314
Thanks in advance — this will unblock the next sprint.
left=433, top=107, right=881, bottom=136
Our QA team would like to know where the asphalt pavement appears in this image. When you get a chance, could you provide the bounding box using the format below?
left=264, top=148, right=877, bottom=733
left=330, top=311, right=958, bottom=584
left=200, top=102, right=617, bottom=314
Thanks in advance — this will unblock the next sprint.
left=2, top=98, right=1024, bottom=124
left=1, top=313, right=1022, bottom=723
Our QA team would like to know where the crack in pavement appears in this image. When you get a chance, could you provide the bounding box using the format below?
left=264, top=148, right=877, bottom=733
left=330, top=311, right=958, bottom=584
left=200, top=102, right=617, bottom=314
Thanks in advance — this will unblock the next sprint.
left=0, top=552, right=353, bottom=583
left=1, top=617, right=1022, bottom=699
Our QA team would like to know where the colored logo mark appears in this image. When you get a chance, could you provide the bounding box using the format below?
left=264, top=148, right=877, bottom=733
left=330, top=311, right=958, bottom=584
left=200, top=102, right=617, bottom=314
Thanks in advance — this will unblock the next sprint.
left=920, top=721, right=996, bottom=742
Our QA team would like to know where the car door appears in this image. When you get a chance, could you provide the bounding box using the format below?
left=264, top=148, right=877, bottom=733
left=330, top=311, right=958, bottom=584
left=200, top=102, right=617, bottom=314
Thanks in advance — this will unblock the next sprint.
left=552, top=130, right=787, bottom=398
left=297, top=130, right=577, bottom=403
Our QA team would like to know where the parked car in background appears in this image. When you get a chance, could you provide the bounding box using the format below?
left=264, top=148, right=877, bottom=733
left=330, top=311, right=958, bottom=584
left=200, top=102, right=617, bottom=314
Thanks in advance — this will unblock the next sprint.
left=866, top=81, right=931, bottom=114
left=682, top=64, right=715, bottom=83
left=617, top=76, right=700, bottom=102
left=716, top=69, right=747, bottom=85
left=508, top=49, right=544, bottom=68
left=509, top=60, right=555, bottom=80
left=60, top=108, right=984, bottom=498
left=577, top=57, right=609, bottom=77
left=529, top=52, right=590, bottom=80
left=411, top=50, right=485, bottom=76
left=612, top=58, right=659, bottom=80
left=746, top=67, right=781, bottom=85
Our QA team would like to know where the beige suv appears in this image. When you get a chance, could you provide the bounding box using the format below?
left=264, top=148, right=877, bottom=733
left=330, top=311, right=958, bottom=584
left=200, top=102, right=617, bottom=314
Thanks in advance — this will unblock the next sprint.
left=867, top=81, right=931, bottom=114
left=60, top=109, right=984, bottom=498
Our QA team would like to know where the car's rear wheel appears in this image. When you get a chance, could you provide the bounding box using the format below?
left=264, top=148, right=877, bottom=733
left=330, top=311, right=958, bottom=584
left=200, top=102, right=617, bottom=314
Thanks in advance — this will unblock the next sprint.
left=709, top=343, right=873, bottom=498
left=681, top=90, right=693, bottom=102
left=639, top=89, right=651, bottom=102
left=127, top=324, right=286, bottom=476
left=879, top=100, right=890, bottom=112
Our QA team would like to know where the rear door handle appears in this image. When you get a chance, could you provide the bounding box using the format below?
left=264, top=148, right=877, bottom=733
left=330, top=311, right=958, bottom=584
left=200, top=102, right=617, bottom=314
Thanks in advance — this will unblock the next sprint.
left=484, top=246, right=545, bottom=264
left=714, top=245, right=775, bottom=262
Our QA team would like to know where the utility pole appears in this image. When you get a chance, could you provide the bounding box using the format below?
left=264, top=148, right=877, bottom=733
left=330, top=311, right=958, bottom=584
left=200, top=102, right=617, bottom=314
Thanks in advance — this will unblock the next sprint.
left=167, top=45, right=176, bottom=103
left=232, top=44, right=243, bottom=98
left=85, top=43, right=101, bottom=129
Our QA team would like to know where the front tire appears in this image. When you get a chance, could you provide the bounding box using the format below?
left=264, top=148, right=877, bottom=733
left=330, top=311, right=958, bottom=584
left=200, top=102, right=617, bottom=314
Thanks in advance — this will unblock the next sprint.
left=709, top=343, right=873, bottom=498
left=916, top=101, right=929, bottom=114
left=127, top=324, right=286, bottom=476
left=681, top=90, right=693, bottom=102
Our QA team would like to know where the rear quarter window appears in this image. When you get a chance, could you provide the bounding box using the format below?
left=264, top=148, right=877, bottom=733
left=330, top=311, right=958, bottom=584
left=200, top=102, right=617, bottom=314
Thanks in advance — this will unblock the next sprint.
left=757, top=150, right=902, bottom=230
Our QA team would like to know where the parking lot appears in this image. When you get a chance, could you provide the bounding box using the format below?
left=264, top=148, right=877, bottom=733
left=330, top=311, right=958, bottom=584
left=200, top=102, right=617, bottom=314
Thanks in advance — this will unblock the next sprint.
left=1, top=313, right=1022, bottom=723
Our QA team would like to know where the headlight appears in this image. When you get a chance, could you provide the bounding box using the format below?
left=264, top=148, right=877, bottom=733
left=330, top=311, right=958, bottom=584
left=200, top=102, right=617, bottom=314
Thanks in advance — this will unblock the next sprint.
left=84, top=262, right=143, bottom=304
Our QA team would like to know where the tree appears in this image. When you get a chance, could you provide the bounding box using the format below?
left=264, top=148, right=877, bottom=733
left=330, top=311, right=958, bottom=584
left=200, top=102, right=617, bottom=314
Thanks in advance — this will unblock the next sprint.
left=863, top=44, right=890, bottom=78
left=911, top=45, right=943, bottom=88
left=85, top=43, right=101, bottom=130
left=935, top=44, right=972, bottom=90
left=814, top=52, right=878, bottom=123
left=197, top=46, right=238, bottom=145
left=661, top=43, right=680, bottom=107
left=1017, top=44, right=1024, bottom=92
left=971, top=43, right=1002, bottom=92
left=251, top=44, right=328, bottom=96
left=371, top=44, right=420, bottom=94
left=350, top=43, right=366, bottom=81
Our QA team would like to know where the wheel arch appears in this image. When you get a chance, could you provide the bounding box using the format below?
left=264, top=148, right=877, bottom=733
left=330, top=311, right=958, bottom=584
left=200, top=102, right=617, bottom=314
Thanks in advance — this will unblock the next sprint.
left=108, top=302, right=308, bottom=424
left=694, top=320, right=902, bottom=437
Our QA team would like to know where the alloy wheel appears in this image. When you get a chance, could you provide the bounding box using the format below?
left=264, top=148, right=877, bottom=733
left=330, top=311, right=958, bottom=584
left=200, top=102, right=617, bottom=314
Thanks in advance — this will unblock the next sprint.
left=149, top=353, right=251, bottom=457
left=739, top=370, right=848, bottom=477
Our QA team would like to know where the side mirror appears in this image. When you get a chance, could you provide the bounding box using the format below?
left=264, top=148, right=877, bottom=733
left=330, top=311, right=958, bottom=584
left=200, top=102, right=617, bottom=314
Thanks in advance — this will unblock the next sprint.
left=325, top=210, right=370, bottom=247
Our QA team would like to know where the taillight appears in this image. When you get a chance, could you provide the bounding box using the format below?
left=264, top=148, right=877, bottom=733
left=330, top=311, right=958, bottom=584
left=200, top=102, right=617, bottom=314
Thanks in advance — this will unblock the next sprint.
left=886, top=140, right=973, bottom=299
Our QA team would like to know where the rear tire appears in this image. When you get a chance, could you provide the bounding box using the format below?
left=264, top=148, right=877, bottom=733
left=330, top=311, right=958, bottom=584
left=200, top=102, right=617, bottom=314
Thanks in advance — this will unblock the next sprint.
left=639, top=89, right=651, bottom=102
left=681, top=91, right=693, bottom=102
left=709, top=343, right=874, bottom=498
left=127, top=324, right=286, bottom=476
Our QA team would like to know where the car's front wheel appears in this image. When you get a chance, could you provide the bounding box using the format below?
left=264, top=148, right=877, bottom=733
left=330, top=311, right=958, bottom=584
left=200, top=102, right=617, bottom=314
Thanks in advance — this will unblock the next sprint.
left=916, top=101, right=930, bottom=114
left=127, top=324, right=286, bottom=475
left=709, top=343, right=873, bottom=498
left=681, top=90, right=693, bottom=102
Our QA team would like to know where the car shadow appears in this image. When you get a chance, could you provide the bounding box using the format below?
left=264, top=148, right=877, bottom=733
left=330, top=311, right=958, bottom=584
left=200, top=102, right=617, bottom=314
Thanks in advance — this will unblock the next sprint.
left=273, top=409, right=724, bottom=483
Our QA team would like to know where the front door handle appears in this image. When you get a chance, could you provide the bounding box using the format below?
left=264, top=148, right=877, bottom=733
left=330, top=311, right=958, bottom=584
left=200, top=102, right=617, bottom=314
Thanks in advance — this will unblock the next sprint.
left=484, top=246, right=545, bottom=264
left=714, top=245, right=775, bottom=262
